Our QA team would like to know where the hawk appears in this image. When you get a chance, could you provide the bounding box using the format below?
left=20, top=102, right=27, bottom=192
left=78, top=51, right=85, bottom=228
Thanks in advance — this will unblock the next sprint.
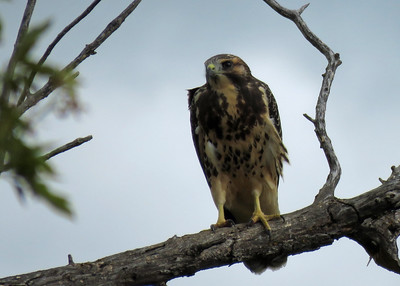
left=188, top=54, right=289, bottom=273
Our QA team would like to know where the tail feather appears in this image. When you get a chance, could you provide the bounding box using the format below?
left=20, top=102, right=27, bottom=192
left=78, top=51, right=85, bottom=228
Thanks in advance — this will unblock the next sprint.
left=244, top=255, right=287, bottom=274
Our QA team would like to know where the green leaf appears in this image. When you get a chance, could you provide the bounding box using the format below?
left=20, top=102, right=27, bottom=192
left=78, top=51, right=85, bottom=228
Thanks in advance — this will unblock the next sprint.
left=0, top=18, right=79, bottom=216
left=31, top=181, right=72, bottom=216
left=14, top=21, right=51, bottom=64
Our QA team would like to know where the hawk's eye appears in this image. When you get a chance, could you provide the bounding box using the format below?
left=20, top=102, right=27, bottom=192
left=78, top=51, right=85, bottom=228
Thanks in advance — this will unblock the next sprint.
left=221, top=60, right=233, bottom=69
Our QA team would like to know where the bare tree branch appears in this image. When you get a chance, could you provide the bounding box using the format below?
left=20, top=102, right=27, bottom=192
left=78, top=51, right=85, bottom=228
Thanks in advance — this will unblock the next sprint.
left=0, top=0, right=36, bottom=102
left=17, top=0, right=102, bottom=106
left=262, top=0, right=342, bottom=202
left=41, top=135, right=93, bottom=161
left=312, top=55, right=342, bottom=203
left=0, top=0, right=37, bottom=173
left=0, top=166, right=399, bottom=285
left=262, top=1, right=336, bottom=61
left=0, top=135, right=93, bottom=174
left=17, top=0, right=143, bottom=116
left=1, top=0, right=398, bottom=285
left=1, top=0, right=140, bottom=214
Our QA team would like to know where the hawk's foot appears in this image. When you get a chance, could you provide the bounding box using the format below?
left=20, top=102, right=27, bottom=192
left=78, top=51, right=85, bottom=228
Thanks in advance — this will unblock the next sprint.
left=210, top=219, right=235, bottom=231
left=248, top=210, right=281, bottom=233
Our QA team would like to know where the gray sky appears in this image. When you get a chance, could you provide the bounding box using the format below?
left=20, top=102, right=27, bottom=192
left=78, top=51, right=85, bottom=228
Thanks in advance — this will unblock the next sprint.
left=1, top=0, right=399, bottom=285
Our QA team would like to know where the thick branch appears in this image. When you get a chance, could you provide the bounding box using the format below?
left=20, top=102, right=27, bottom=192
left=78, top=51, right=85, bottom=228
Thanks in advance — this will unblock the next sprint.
left=17, top=0, right=142, bottom=116
left=312, top=58, right=342, bottom=202
left=1, top=166, right=399, bottom=285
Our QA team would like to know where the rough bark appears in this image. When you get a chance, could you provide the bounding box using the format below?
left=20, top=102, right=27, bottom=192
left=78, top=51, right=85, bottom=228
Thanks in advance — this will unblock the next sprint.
left=1, top=166, right=399, bottom=285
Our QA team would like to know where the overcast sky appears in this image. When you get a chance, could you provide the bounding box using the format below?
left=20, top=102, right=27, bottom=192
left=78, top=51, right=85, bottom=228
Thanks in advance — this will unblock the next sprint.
left=1, top=1, right=399, bottom=285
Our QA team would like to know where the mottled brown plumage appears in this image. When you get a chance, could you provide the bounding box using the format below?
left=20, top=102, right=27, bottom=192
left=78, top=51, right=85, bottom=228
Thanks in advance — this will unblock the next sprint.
left=188, top=54, right=288, bottom=273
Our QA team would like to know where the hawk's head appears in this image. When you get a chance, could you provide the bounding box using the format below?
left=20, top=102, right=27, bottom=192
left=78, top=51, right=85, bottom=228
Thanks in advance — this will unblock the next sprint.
left=204, top=54, right=251, bottom=89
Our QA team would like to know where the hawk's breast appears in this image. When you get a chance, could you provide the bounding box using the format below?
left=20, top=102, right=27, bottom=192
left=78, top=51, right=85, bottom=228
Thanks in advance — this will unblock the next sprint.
left=194, top=82, right=279, bottom=184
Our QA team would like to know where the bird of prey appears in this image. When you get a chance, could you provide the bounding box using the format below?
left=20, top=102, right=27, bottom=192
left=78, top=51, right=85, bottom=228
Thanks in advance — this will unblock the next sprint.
left=188, top=54, right=289, bottom=273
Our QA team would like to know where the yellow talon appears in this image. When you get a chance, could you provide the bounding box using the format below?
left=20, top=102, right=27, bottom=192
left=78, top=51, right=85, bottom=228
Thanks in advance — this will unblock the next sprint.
left=250, top=211, right=281, bottom=231
left=250, top=191, right=280, bottom=231
left=211, top=203, right=235, bottom=230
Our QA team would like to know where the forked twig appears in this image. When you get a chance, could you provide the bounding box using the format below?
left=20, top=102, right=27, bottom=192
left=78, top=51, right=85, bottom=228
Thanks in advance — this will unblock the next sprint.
left=17, top=0, right=103, bottom=105
left=17, top=0, right=143, bottom=116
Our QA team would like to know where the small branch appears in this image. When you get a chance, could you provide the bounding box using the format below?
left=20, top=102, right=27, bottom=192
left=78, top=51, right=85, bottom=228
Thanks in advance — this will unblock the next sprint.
left=297, top=3, right=310, bottom=15
left=68, top=254, right=75, bottom=266
left=313, top=60, right=342, bottom=203
left=0, top=135, right=92, bottom=174
left=41, top=135, right=93, bottom=161
left=17, top=0, right=102, bottom=106
left=262, top=0, right=342, bottom=202
left=64, top=0, right=142, bottom=72
left=0, top=0, right=36, bottom=102
left=262, top=0, right=335, bottom=61
left=17, top=0, right=143, bottom=116
left=303, top=113, right=315, bottom=123
left=0, top=0, right=36, bottom=172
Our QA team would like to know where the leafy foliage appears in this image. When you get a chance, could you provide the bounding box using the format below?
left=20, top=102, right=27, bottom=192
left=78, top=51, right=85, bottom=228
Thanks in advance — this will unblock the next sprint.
left=0, top=20, right=78, bottom=215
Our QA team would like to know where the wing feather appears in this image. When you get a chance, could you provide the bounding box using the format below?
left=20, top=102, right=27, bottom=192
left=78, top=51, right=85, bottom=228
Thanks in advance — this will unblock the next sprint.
left=188, top=85, right=211, bottom=186
left=253, top=78, right=283, bottom=139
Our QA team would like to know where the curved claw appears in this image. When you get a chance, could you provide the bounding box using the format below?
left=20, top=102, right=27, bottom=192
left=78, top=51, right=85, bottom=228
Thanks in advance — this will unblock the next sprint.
left=249, top=211, right=281, bottom=234
left=210, top=219, right=235, bottom=231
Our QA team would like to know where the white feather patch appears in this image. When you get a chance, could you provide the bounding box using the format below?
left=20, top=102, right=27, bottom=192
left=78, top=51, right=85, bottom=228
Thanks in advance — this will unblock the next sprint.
left=205, top=140, right=218, bottom=167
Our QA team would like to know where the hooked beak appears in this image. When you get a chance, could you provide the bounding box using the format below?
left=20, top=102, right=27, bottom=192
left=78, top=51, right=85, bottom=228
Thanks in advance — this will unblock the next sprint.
left=206, top=63, right=217, bottom=80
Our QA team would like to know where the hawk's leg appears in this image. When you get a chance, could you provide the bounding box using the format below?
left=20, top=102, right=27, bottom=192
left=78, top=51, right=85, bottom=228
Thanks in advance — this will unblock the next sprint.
left=210, top=203, right=234, bottom=230
left=210, top=176, right=234, bottom=230
left=249, top=191, right=280, bottom=232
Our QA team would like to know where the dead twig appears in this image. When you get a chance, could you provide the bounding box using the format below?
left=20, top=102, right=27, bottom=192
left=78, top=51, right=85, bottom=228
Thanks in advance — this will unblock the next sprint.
left=0, top=0, right=36, bottom=102
left=0, top=135, right=93, bottom=174
left=41, top=135, right=93, bottom=161
left=17, top=0, right=103, bottom=105
left=17, top=0, right=143, bottom=116
left=262, top=0, right=342, bottom=202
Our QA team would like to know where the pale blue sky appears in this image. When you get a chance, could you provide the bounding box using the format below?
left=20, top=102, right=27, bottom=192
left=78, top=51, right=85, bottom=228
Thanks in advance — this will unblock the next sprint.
left=0, top=1, right=399, bottom=285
